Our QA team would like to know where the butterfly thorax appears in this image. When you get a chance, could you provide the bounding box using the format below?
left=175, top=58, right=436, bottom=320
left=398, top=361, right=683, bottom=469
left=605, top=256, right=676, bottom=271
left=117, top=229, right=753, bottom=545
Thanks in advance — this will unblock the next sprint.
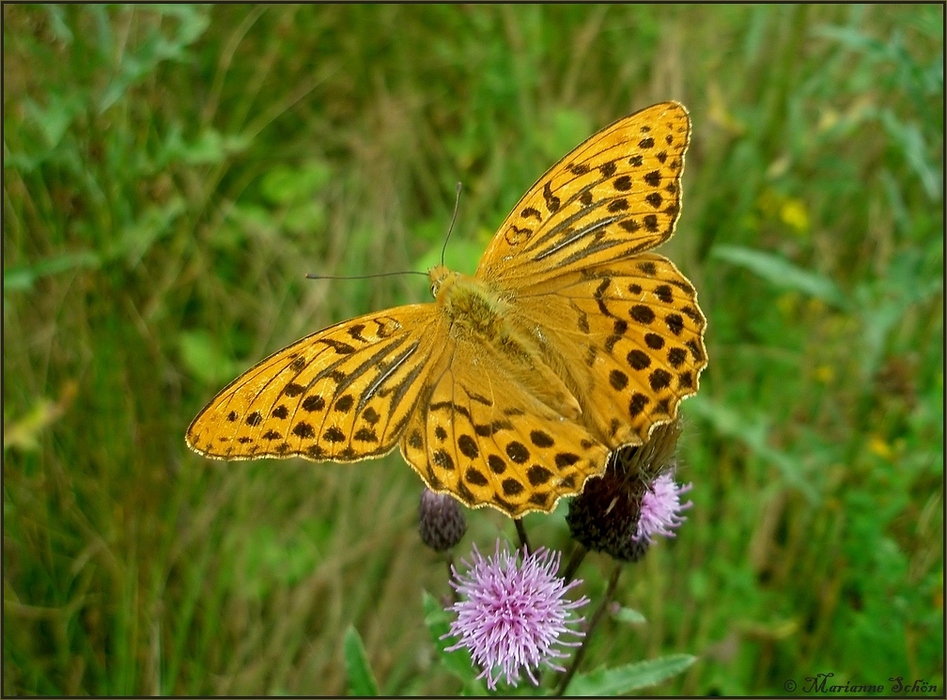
left=429, top=265, right=508, bottom=340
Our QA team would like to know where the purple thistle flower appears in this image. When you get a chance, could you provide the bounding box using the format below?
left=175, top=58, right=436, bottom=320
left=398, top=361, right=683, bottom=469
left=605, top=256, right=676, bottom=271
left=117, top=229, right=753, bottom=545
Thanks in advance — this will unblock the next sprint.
left=633, top=472, right=693, bottom=543
left=443, top=541, right=589, bottom=690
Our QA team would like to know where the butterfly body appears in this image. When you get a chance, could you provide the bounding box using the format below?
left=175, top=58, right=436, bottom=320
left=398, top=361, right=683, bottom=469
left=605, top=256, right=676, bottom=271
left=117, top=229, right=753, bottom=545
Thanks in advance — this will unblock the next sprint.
left=187, top=102, right=707, bottom=518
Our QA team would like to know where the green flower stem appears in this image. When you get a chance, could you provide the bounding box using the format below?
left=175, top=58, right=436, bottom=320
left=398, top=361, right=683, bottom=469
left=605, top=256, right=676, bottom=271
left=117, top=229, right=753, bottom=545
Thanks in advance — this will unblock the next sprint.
left=555, top=561, right=623, bottom=696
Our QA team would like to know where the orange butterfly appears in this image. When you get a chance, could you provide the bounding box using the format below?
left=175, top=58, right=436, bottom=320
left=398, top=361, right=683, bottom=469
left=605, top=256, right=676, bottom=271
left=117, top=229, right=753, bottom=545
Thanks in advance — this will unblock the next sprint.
left=186, top=101, right=707, bottom=518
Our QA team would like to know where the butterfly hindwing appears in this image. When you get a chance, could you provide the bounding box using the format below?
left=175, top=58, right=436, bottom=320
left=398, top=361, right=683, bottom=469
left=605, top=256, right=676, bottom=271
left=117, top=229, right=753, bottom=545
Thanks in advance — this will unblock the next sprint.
left=511, top=252, right=708, bottom=450
left=399, top=339, right=610, bottom=518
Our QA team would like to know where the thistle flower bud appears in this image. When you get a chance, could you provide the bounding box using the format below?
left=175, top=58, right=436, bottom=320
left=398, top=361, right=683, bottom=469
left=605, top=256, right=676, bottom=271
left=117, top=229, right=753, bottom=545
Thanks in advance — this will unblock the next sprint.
left=567, top=420, right=690, bottom=561
left=418, top=489, right=467, bottom=551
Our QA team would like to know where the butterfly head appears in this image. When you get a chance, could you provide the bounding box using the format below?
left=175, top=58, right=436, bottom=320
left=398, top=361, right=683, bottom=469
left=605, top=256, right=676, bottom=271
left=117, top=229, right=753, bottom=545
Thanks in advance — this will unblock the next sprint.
left=428, top=264, right=456, bottom=299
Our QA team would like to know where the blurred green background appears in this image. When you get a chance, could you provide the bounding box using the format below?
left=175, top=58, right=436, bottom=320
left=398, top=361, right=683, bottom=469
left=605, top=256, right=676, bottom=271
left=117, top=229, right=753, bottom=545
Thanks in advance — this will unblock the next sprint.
left=4, top=4, right=943, bottom=695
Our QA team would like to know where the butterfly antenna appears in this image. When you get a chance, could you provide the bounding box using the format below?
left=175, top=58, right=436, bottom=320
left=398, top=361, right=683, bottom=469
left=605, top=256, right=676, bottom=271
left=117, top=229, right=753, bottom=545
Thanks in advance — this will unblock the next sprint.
left=305, top=270, right=427, bottom=281
left=440, top=181, right=463, bottom=266
left=309, top=183, right=462, bottom=280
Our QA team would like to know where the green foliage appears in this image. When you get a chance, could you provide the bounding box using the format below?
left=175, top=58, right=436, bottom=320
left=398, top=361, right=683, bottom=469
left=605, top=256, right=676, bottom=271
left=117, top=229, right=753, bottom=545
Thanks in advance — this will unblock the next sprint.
left=344, top=625, right=380, bottom=696
left=564, top=655, right=697, bottom=696
left=712, top=245, right=849, bottom=310
left=4, top=3, right=942, bottom=695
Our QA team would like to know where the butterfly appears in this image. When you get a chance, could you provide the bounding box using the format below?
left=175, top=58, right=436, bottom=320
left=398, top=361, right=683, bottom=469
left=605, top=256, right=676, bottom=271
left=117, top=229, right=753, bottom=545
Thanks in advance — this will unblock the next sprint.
left=186, top=101, right=707, bottom=518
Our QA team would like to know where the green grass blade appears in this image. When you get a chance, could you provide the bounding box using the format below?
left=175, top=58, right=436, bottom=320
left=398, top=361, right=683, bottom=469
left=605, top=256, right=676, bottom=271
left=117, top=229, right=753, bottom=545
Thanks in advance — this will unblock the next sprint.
left=343, top=625, right=379, bottom=696
left=563, top=654, right=697, bottom=695
left=712, top=245, right=849, bottom=309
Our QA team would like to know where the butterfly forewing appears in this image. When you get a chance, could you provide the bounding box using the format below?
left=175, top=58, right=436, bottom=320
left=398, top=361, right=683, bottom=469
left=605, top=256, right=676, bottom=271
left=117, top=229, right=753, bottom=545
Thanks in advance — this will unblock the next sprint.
left=477, top=102, right=690, bottom=287
left=186, top=306, right=443, bottom=462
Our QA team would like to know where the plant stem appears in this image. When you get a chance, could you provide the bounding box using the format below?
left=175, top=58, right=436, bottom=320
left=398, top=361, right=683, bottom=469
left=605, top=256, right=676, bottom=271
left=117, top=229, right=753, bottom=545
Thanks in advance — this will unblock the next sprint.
left=563, top=542, right=588, bottom=583
left=555, top=561, right=623, bottom=696
left=445, top=551, right=459, bottom=604
left=514, top=518, right=531, bottom=554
